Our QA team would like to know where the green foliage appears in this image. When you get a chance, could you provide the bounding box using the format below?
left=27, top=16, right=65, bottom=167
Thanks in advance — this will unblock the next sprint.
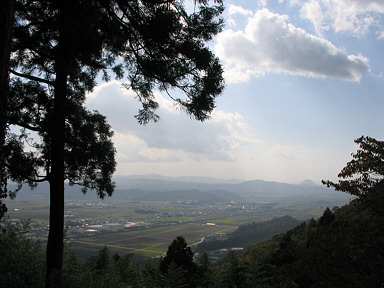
left=318, top=207, right=335, bottom=227
left=195, top=251, right=214, bottom=287
left=161, top=236, right=195, bottom=271
left=61, top=247, right=147, bottom=288
left=322, top=136, right=384, bottom=197
left=161, top=261, right=190, bottom=288
left=7, top=79, right=117, bottom=198
left=238, top=195, right=384, bottom=287
left=160, top=236, right=198, bottom=287
left=211, top=250, right=245, bottom=288
left=142, top=258, right=162, bottom=287
left=196, top=215, right=301, bottom=252
left=0, top=220, right=45, bottom=288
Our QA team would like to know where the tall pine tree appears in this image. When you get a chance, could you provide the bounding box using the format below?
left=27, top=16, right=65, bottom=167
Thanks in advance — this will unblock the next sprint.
left=7, top=1, right=224, bottom=287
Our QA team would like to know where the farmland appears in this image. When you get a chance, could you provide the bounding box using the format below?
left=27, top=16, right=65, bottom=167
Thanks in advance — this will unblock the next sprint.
left=3, top=176, right=352, bottom=260
left=4, top=194, right=341, bottom=261
left=70, top=222, right=237, bottom=260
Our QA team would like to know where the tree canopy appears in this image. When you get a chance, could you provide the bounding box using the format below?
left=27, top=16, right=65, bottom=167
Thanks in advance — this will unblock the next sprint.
left=3, top=0, right=224, bottom=286
left=322, top=136, right=384, bottom=197
left=7, top=78, right=116, bottom=197
left=0, top=0, right=16, bottom=220
left=7, top=0, right=225, bottom=193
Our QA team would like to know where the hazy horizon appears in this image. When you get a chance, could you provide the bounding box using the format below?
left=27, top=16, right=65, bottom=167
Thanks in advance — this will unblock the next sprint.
left=112, top=173, right=322, bottom=186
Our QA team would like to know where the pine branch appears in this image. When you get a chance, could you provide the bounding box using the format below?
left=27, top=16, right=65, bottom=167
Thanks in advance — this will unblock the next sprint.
left=9, top=69, right=54, bottom=85
left=8, top=120, right=43, bottom=133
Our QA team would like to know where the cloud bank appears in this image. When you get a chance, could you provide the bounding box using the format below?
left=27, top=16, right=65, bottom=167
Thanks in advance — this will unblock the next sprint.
left=216, top=8, right=369, bottom=83
left=86, top=81, right=262, bottom=165
left=298, top=0, right=384, bottom=37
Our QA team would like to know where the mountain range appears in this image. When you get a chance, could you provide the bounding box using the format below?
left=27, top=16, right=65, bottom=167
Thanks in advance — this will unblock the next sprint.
left=9, top=174, right=351, bottom=204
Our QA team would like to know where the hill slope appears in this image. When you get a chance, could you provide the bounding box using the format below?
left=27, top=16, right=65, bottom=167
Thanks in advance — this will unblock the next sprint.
left=195, top=215, right=301, bottom=252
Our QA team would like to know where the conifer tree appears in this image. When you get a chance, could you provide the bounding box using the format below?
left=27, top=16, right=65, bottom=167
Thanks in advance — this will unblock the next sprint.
left=7, top=1, right=224, bottom=287
left=0, top=0, right=16, bottom=219
left=160, top=236, right=198, bottom=287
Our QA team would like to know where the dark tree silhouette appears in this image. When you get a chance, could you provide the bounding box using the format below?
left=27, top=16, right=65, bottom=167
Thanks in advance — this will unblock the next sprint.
left=160, top=236, right=198, bottom=287
left=322, top=136, right=384, bottom=197
left=323, top=136, right=384, bottom=215
left=7, top=1, right=224, bottom=287
left=0, top=0, right=16, bottom=219
left=161, top=236, right=195, bottom=273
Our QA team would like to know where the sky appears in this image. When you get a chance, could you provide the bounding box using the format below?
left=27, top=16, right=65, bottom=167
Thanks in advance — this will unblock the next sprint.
left=86, top=0, right=384, bottom=184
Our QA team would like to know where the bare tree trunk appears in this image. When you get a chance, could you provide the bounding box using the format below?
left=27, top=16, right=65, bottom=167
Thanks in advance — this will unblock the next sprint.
left=45, top=67, right=66, bottom=287
left=45, top=4, right=69, bottom=286
left=0, top=0, right=15, bottom=219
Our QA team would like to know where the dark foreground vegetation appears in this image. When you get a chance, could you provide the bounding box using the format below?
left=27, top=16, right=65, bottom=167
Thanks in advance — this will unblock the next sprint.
left=195, top=215, right=301, bottom=253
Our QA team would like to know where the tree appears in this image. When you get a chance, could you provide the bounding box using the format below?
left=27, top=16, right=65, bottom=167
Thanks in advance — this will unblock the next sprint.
left=0, top=220, right=45, bottom=288
left=0, top=0, right=16, bottom=219
left=162, top=262, right=190, bottom=288
left=114, top=253, right=145, bottom=287
left=195, top=251, right=214, bottom=287
left=212, top=250, right=245, bottom=288
left=322, top=136, right=384, bottom=197
left=318, top=207, right=335, bottom=227
left=161, top=236, right=196, bottom=272
left=8, top=0, right=224, bottom=287
left=160, top=236, right=198, bottom=287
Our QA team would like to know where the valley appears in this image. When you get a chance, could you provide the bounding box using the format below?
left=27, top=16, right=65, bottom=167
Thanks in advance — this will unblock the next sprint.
left=3, top=175, right=352, bottom=260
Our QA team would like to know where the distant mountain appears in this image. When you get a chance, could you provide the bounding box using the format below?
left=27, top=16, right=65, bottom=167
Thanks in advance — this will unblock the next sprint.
left=299, top=179, right=320, bottom=187
left=232, top=179, right=318, bottom=196
left=195, top=215, right=301, bottom=252
left=115, top=174, right=243, bottom=186
left=123, top=189, right=244, bottom=203
left=7, top=174, right=351, bottom=204
left=114, top=175, right=332, bottom=197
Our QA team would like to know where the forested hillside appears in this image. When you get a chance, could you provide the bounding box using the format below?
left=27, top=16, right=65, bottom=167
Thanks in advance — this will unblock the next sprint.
left=237, top=194, right=384, bottom=287
left=195, top=215, right=301, bottom=252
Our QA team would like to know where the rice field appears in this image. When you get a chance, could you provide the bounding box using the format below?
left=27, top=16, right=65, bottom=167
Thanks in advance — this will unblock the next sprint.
left=70, top=222, right=237, bottom=260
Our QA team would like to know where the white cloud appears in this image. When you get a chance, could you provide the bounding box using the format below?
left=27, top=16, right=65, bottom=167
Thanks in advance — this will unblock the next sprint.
left=210, top=110, right=264, bottom=151
left=85, top=81, right=263, bottom=165
left=227, top=18, right=236, bottom=27
left=215, top=8, right=369, bottom=83
left=300, top=0, right=328, bottom=36
left=269, top=145, right=297, bottom=160
left=378, top=30, right=384, bottom=39
left=226, top=4, right=253, bottom=28
left=228, top=5, right=253, bottom=16
left=298, top=0, right=384, bottom=37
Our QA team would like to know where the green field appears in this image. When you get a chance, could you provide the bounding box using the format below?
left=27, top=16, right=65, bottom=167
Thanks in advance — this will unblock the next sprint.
left=4, top=196, right=335, bottom=261
left=70, top=223, right=237, bottom=261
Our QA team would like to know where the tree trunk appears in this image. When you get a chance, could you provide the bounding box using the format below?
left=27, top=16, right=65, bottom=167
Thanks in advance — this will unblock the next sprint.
left=45, top=5, right=70, bottom=286
left=45, top=61, right=66, bottom=288
left=0, top=0, right=15, bottom=219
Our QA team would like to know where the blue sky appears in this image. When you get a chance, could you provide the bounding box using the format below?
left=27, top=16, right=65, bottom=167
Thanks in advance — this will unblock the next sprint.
left=86, top=0, right=384, bottom=184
